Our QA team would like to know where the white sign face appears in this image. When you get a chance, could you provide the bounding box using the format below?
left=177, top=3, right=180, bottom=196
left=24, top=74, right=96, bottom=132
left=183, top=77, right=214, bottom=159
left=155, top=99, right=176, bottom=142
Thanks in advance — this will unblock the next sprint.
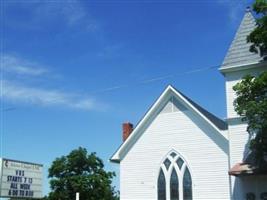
left=0, top=158, right=43, bottom=199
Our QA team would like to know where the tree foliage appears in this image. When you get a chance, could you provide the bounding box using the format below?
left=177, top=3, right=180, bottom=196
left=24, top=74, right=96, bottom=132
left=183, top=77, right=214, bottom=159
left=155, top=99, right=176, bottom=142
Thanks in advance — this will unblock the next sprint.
left=47, top=147, right=119, bottom=200
left=233, top=72, right=267, bottom=166
left=247, top=0, right=267, bottom=56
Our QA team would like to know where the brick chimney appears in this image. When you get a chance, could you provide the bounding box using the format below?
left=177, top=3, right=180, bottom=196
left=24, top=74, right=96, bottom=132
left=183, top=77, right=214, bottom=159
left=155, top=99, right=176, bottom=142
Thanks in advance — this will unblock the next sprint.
left=122, top=122, right=133, bottom=142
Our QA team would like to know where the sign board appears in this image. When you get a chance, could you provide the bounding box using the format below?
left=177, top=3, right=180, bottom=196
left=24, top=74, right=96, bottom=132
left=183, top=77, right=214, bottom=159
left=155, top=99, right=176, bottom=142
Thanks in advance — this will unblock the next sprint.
left=0, top=158, right=43, bottom=199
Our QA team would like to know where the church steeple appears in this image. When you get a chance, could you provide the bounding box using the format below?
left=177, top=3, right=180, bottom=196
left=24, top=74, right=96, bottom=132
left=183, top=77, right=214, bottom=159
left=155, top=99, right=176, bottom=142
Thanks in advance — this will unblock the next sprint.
left=220, top=8, right=263, bottom=71
left=221, top=8, right=266, bottom=119
left=221, top=8, right=267, bottom=200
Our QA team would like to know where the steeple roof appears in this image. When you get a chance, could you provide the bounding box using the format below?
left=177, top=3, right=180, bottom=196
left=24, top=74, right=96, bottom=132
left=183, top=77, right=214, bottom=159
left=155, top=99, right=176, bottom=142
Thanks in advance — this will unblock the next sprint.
left=221, top=9, right=263, bottom=70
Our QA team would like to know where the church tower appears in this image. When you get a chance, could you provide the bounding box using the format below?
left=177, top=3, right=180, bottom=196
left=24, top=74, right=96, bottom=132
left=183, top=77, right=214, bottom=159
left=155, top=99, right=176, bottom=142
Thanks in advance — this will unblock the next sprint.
left=220, top=8, right=267, bottom=200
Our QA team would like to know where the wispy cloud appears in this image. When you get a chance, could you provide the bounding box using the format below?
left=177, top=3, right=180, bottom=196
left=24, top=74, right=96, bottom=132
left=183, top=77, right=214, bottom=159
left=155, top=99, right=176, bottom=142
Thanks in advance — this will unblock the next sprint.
left=33, top=0, right=90, bottom=26
left=59, top=0, right=88, bottom=26
left=5, top=0, right=99, bottom=32
left=2, top=54, right=48, bottom=76
left=2, top=81, right=96, bottom=111
left=1, top=54, right=105, bottom=111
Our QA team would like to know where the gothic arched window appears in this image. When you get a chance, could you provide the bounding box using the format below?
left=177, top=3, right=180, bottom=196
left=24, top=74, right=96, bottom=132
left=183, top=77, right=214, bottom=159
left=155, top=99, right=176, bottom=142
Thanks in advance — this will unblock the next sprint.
left=158, top=168, right=166, bottom=200
left=157, top=151, right=192, bottom=200
left=170, top=169, right=179, bottom=200
left=183, top=167, right=192, bottom=200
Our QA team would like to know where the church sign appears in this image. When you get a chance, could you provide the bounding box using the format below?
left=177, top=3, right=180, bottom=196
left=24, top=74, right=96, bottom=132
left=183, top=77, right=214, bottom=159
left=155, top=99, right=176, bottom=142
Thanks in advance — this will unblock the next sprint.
left=0, top=158, right=43, bottom=199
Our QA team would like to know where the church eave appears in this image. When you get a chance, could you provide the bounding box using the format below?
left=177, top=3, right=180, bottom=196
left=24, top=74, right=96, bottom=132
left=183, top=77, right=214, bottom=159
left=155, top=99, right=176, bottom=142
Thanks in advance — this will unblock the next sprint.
left=219, top=61, right=266, bottom=75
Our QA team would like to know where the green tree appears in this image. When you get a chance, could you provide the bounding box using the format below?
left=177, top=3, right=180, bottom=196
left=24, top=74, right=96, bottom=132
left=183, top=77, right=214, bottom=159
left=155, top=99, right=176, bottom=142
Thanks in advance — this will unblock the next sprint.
left=47, top=147, right=119, bottom=200
left=233, top=72, right=267, bottom=166
left=247, top=0, right=267, bottom=56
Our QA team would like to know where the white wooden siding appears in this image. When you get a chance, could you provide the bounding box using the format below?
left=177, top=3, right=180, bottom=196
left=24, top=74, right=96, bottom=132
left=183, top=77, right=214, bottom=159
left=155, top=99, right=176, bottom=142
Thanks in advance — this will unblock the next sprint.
left=225, top=65, right=267, bottom=200
left=120, top=103, right=230, bottom=200
left=225, top=66, right=266, bottom=119
left=228, top=122, right=267, bottom=200
left=231, top=174, right=267, bottom=200
left=228, top=122, right=248, bottom=200
left=228, top=122, right=249, bottom=166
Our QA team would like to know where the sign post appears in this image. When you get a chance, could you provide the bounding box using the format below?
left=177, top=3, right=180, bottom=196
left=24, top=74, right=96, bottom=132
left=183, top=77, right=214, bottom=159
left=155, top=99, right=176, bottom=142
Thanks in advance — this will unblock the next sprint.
left=0, top=158, right=3, bottom=197
left=0, top=158, right=43, bottom=199
left=76, top=192, right=79, bottom=200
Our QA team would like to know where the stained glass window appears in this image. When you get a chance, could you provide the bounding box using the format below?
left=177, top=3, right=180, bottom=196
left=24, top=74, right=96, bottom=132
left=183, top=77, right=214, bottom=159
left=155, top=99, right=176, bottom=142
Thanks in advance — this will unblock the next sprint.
left=164, top=158, right=171, bottom=170
left=158, top=152, right=192, bottom=200
left=170, top=169, right=179, bottom=200
left=183, top=167, right=192, bottom=200
left=176, top=158, right=184, bottom=169
left=170, top=152, right=177, bottom=158
left=158, top=168, right=166, bottom=200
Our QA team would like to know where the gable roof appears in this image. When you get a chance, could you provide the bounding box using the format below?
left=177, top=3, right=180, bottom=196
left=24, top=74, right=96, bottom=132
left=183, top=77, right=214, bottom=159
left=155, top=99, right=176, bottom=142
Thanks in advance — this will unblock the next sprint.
left=110, top=85, right=228, bottom=163
left=220, top=9, right=263, bottom=71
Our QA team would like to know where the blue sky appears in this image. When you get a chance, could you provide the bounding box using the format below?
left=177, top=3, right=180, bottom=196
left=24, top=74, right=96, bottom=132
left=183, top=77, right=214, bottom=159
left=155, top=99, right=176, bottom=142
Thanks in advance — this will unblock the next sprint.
left=1, top=0, right=254, bottom=196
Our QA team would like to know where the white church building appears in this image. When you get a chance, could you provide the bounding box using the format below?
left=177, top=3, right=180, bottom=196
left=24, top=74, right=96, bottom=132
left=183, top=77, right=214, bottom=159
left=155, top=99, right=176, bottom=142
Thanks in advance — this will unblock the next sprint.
left=110, top=9, right=267, bottom=200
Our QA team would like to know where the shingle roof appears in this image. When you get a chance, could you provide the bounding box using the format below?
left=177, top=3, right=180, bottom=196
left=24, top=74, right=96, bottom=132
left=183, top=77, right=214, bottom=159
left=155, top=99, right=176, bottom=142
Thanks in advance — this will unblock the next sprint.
left=176, top=88, right=228, bottom=130
left=221, top=9, right=263, bottom=69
